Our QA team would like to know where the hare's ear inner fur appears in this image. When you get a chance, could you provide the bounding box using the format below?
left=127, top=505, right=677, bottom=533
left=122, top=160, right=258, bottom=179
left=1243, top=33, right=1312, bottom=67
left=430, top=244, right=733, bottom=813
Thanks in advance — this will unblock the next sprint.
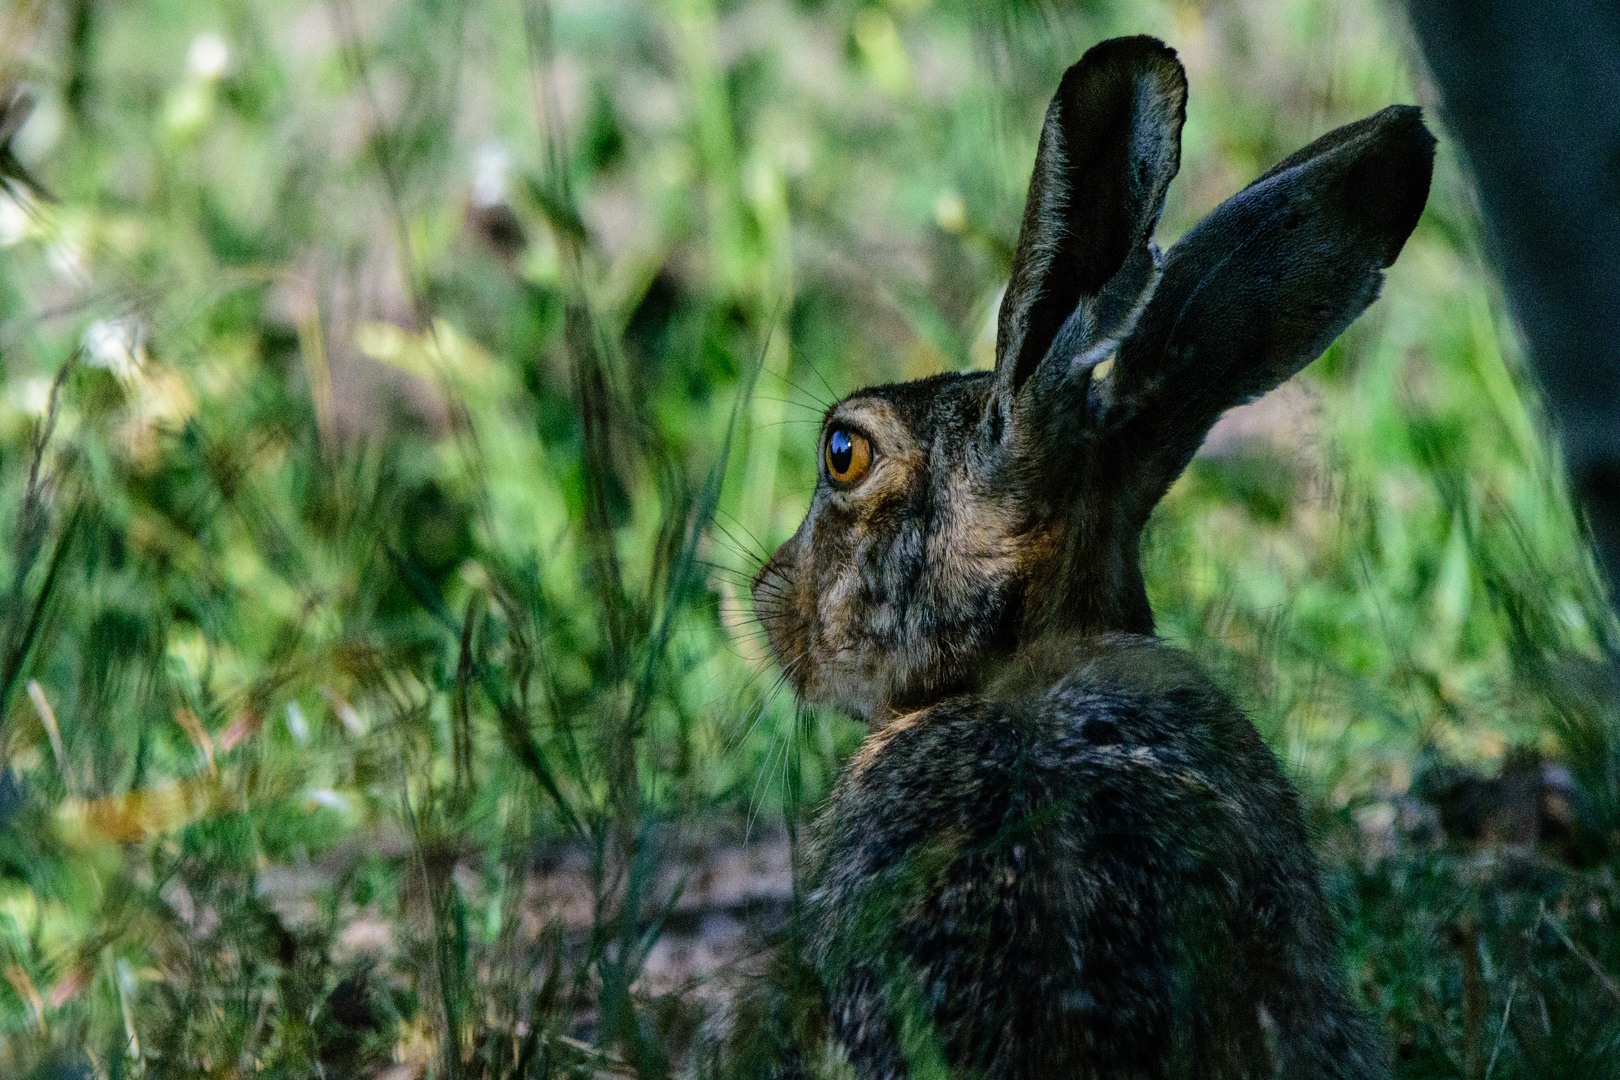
left=991, top=36, right=1187, bottom=424
left=1107, top=104, right=1437, bottom=517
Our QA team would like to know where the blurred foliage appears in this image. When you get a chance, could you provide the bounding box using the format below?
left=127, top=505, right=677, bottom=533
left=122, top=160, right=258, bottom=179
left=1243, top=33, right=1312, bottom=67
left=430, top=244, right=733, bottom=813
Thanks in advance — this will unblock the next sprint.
left=0, top=0, right=1615, bottom=1076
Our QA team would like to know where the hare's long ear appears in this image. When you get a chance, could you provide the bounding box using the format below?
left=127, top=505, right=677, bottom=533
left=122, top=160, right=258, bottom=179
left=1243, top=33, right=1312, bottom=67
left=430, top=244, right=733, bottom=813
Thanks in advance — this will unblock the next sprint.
left=989, top=37, right=1186, bottom=436
left=1107, top=105, right=1436, bottom=512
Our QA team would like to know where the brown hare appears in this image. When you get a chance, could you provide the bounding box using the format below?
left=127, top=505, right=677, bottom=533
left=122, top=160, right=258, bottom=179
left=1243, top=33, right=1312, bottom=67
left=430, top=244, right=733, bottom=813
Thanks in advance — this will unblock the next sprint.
left=730, top=35, right=1433, bottom=1080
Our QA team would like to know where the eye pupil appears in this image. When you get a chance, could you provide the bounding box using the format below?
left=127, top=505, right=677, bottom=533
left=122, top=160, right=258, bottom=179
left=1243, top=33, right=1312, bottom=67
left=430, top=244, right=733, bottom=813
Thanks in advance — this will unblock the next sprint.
left=829, top=430, right=853, bottom=474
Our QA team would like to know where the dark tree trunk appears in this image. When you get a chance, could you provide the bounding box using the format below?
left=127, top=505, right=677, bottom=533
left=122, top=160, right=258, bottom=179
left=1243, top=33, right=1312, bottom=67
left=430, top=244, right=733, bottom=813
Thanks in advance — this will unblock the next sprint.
left=1405, top=2, right=1620, bottom=594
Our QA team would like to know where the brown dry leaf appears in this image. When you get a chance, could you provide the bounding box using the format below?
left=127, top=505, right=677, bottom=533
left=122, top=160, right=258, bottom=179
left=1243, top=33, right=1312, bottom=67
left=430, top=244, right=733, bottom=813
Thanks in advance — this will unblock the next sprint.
left=47, top=965, right=90, bottom=1009
left=59, top=774, right=230, bottom=844
left=173, top=707, right=217, bottom=775
left=4, top=964, right=44, bottom=1032
left=217, top=710, right=263, bottom=753
left=26, top=680, right=64, bottom=779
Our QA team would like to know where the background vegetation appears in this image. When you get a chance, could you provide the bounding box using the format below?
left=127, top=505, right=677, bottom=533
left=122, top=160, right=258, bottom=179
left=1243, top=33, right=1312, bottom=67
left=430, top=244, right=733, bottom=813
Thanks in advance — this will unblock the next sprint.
left=0, top=0, right=1616, bottom=1076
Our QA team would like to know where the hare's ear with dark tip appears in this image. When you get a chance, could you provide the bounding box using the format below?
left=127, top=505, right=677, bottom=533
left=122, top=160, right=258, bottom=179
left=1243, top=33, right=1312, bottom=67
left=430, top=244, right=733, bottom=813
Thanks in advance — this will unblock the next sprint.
left=991, top=36, right=1186, bottom=427
left=1108, top=104, right=1436, bottom=512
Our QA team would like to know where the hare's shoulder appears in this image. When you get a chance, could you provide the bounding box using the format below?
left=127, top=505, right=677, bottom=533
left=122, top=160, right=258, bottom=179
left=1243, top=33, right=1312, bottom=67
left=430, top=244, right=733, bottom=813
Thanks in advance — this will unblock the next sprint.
left=839, top=633, right=1287, bottom=808
left=816, top=634, right=1311, bottom=900
left=805, top=635, right=1330, bottom=1076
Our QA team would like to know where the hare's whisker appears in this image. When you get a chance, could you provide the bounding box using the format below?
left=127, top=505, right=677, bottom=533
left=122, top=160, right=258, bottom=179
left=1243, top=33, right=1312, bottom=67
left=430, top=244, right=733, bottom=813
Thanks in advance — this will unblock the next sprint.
left=706, top=570, right=768, bottom=590
left=718, top=510, right=776, bottom=563
left=762, top=366, right=833, bottom=411
left=745, top=655, right=808, bottom=838
left=799, top=355, right=840, bottom=403
left=725, top=669, right=788, bottom=758
left=706, top=536, right=764, bottom=566
left=713, top=511, right=775, bottom=567
left=753, top=396, right=826, bottom=413
left=710, top=522, right=772, bottom=570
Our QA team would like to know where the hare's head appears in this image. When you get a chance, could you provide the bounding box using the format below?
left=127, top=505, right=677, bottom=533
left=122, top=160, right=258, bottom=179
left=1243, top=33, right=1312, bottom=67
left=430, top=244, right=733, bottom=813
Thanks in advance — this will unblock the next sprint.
left=753, top=36, right=1434, bottom=722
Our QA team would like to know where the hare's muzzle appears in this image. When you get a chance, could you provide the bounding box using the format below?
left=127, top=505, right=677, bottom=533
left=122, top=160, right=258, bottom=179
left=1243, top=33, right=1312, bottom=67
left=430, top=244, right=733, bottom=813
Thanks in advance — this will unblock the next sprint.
left=751, top=532, right=811, bottom=693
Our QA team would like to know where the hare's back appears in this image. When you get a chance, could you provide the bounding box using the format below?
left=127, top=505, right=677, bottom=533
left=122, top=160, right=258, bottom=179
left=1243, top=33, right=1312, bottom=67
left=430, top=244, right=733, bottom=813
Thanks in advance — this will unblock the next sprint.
left=807, top=636, right=1343, bottom=1078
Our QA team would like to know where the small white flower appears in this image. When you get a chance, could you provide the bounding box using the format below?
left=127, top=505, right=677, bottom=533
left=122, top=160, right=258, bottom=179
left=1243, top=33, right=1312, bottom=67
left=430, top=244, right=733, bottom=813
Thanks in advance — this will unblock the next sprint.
left=83, top=319, right=145, bottom=381
left=284, top=700, right=310, bottom=743
left=0, top=190, right=29, bottom=247
left=472, top=142, right=509, bottom=208
left=115, top=957, right=139, bottom=998
left=46, top=240, right=88, bottom=284
left=305, top=789, right=350, bottom=813
left=187, top=32, right=230, bottom=81
left=334, top=699, right=367, bottom=736
left=9, top=377, right=51, bottom=417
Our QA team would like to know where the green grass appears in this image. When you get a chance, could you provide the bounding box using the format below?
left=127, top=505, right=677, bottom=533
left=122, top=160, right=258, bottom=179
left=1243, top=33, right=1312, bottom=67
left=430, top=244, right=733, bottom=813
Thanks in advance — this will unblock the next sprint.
left=0, top=0, right=1616, bottom=1076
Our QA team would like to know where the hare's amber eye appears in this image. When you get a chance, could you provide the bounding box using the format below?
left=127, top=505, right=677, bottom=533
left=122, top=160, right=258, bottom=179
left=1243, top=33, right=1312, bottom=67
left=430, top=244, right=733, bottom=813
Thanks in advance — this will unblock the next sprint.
left=826, top=427, right=872, bottom=486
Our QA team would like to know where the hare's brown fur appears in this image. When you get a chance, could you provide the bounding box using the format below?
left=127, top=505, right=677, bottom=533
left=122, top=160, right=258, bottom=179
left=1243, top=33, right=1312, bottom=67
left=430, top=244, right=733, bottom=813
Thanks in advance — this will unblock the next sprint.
left=807, top=636, right=1382, bottom=1078
left=733, top=34, right=1434, bottom=1080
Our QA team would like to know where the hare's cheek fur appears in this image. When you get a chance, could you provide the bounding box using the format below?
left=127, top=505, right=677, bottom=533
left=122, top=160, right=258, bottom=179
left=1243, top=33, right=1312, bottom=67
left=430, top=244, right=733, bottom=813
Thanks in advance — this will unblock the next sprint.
left=757, top=477, right=928, bottom=720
